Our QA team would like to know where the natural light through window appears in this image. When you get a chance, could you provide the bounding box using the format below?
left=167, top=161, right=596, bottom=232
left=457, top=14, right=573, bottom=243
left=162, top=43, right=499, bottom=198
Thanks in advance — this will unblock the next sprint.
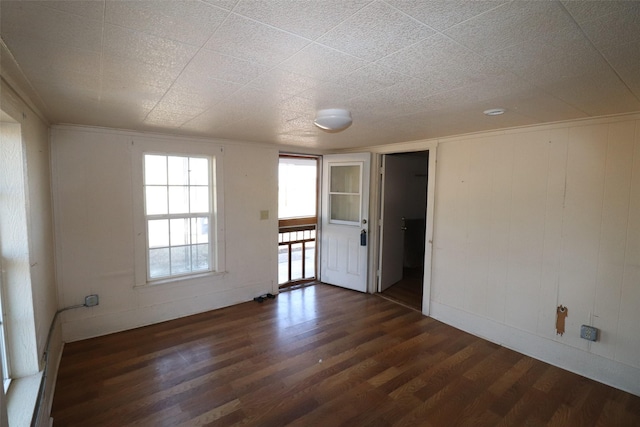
left=278, top=156, right=318, bottom=285
left=278, top=158, right=317, bottom=219
left=144, top=154, right=214, bottom=280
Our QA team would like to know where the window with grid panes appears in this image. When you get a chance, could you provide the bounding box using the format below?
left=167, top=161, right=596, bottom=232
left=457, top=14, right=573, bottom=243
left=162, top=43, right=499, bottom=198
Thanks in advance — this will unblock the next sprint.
left=143, top=154, right=215, bottom=280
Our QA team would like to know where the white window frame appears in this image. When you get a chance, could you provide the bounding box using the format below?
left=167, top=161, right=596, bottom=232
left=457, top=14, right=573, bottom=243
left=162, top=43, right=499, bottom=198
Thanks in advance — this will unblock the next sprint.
left=0, top=262, right=10, bottom=392
left=327, top=161, right=363, bottom=226
left=132, top=139, right=225, bottom=287
left=143, top=154, right=215, bottom=280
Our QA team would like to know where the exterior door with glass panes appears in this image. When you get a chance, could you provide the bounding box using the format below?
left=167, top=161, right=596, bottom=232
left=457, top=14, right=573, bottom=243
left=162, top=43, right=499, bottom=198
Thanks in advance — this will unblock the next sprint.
left=320, top=153, right=370, bottom=292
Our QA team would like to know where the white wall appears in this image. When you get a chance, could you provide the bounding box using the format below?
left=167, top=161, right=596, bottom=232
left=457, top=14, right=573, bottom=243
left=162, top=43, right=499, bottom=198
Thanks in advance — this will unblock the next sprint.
left=51, top=126, right=279, bottom=342
left=0, top=119, right=38, bottom=378
left=0, top=78, right=59, bottom=426
left=48, top=114, right=640, bottom=399
left=429, top=114, right=640, bottom=395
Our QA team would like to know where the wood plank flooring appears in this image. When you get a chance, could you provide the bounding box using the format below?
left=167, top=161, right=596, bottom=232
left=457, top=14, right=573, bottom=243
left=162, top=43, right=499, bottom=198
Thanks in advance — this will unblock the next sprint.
left=51, top=284, right=640, bottom=426
left=379, top=267, right=423, bottom=311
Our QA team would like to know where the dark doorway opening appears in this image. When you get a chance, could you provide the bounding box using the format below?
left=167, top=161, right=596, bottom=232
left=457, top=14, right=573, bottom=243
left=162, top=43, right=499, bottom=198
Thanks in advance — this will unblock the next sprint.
left=378, top=151, right=429, bottom=311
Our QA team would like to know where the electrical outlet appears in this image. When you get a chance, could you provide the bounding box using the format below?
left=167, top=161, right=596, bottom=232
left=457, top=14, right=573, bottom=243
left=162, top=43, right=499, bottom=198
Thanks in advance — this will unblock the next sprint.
left=85, top=294, right=99, bottom=307
left=580, top=325, right=598, bottom=342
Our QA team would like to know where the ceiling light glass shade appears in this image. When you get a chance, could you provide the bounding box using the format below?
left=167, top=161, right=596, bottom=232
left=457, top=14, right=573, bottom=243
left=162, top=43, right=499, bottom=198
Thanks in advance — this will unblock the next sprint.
left=483, top=108, right=506, bottom=116
left=313, top=108, right=352, bottom=132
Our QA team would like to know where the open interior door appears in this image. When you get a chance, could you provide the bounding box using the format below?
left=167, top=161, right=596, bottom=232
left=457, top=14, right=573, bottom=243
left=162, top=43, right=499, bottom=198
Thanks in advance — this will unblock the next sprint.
left=378, top=155, right=404, bottom=291
left=320, top=153, right=370, bottom=293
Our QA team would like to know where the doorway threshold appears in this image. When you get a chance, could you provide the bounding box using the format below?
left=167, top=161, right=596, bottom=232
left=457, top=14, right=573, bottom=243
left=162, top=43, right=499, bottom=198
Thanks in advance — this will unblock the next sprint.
left=279, top=280, right=319, bottom=292
left=375, top=292, right=422, bottom=313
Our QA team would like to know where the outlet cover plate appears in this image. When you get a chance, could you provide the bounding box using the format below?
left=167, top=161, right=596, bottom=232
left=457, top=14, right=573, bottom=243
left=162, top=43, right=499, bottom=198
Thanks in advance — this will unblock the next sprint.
left=580, top=325, right=598, bottom=342
left=85, top=294, right=99, bottom=307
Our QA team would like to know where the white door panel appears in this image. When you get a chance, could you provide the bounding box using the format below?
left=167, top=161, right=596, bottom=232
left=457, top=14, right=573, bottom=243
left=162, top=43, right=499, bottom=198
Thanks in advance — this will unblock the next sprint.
left=347, top=237, right=360, bottom=275
left=320, top=153, right=370, bottom=292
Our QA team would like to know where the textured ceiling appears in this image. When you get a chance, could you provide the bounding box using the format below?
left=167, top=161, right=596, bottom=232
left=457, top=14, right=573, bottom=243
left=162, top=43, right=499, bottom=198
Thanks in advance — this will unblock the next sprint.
left=1, top=0, right=639, bottom=149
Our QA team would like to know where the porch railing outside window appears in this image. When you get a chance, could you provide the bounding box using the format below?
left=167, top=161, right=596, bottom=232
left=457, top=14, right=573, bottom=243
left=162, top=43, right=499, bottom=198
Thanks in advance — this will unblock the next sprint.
left=278, top=224, right=316, bottom=285
left=278, top=155, right=318, bottom=287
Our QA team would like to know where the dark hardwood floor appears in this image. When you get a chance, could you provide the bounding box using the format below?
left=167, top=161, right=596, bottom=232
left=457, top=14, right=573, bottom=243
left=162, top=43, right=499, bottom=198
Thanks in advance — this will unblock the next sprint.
left=51, top=284, right=640, bottom=426
left=379, top=267, right=423, bottom=311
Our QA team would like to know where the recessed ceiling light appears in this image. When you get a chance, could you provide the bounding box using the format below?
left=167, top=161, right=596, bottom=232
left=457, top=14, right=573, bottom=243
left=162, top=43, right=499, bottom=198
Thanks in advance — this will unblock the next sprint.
left=483, top=108, right=506, bottom=116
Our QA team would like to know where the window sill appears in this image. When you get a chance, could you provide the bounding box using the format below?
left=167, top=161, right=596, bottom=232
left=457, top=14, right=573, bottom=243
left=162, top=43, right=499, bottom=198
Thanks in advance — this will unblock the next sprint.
left=134, top=270, right=228, bottom=289
left=7, top=371, right=42, bottom=427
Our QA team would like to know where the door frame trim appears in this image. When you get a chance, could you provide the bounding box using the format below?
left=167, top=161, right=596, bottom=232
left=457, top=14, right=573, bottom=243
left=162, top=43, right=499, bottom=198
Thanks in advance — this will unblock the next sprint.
left=278, top=153, right=320, bottom=287
left=367, top=141, right=437, bottom=316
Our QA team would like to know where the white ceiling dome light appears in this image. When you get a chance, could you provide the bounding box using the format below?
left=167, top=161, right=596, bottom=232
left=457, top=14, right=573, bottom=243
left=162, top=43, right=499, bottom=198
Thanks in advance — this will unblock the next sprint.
left=483, top=108, right=506, bottom=116
left=313, top=108, right=352, bottom=132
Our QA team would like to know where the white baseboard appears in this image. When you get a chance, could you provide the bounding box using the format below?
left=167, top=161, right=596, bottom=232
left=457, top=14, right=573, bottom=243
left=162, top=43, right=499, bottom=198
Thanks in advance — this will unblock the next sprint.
left=430, top=300, right=640, bottom=397
left=62, top=282, right=270, bottom=342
